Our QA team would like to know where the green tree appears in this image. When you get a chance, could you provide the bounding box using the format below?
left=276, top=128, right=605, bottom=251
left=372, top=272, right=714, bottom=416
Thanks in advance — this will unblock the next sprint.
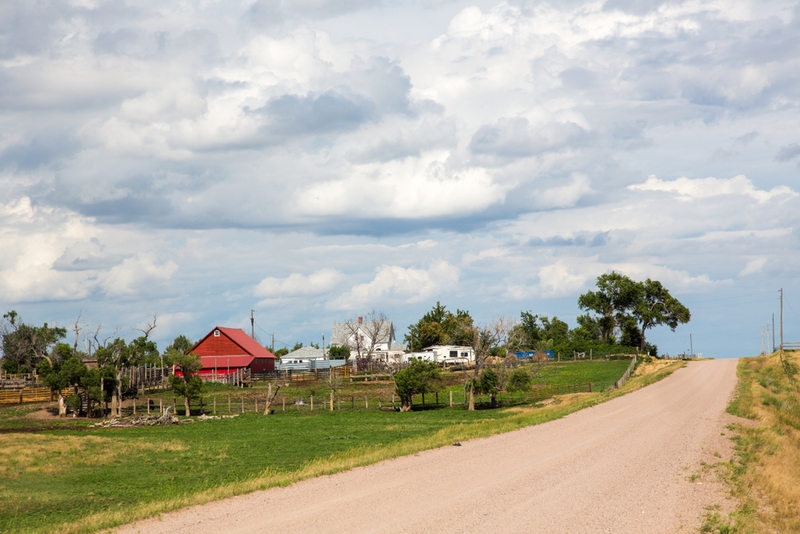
left=577, top=272, right=640, bottom=344
left=1, top=311, right=67, bottom=373
left=327, top=345, right=350, bottom=360
left=94, top=338, right=131, bottom=417
left=475, top=367, right=500, bottom=408
left=569, top=314, right=602, bottom=343
left=393, top=359, right=442, bottom=412
left=506, top=368, right=531, bottom=393
left=162, top=335, right=193, bottom=366
left=39, top=351, right=87, bottom=417
left=631, top=279, right=690, bottom=351
left=405, top=302, right=474, bottom=351
left=511, top=313, right=570, bottom=350
left=170, top=352, right=204, bottom=416
left=274, top=347, right=289, bottom=358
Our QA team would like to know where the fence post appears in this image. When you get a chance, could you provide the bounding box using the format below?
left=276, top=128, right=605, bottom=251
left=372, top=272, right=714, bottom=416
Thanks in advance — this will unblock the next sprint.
left=311, top=395, right=314, bottom=411
left=365, top=394, right=368, bottom=409
left=450, top=390, right=453, bottom=407
left=228, top=396, right=231, bottom=413
left=160, top=399, right=163, bottom=413
left=214, top=397, right=216, bottom=414
left=241, top=397, right=244, bottom=413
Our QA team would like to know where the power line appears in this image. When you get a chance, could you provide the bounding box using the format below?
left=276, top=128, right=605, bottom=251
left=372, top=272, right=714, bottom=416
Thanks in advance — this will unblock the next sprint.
left=690, top=297, right=780, bottom=311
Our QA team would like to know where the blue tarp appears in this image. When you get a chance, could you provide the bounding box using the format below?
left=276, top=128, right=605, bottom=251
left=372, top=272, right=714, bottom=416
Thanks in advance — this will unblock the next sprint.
left=511, top=350, right=554, bottom=359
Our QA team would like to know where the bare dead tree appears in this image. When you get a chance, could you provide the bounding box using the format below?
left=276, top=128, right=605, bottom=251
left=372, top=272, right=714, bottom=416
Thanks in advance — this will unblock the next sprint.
left=71, top=311, right=86, bottom=357
left=490, top=315, right=518, bottom=397
left=136, top=314, right=158, bottom=339
left=465, top=322, right=500, bottom=411
left=360, top=310, right=391, bottom=375
left=262, top=378, right=282, bottom=415
left=324, top=366, right=344, bottom=411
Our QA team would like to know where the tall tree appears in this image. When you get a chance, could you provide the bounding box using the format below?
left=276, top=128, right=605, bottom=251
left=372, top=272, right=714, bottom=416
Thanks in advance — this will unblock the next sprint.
left=170, top=352, right=203, bottom=416
left=405, top=302, right=473, bottom=351
left=392, top=359, right=442, bottom=412
left=39, top=347, right=87, bottom=416
left=577, top=272, right=640, bottom=344
left=631, top=279, right=691, bottom=351
left=511, top=313, right=569, bottom=350
left=1, top=311, right=67, bottom=373
left=94, top=338, right=130, bottom=418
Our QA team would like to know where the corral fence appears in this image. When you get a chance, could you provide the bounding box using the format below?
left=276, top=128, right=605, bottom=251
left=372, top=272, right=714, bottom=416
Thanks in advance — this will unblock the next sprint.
left=251, top=364, right=351, bottom=384
left=170, top=381, right=597, bottom=416
left=0, top=373, right=43, bottom=390
left=0, top=386, right=77, bottom=404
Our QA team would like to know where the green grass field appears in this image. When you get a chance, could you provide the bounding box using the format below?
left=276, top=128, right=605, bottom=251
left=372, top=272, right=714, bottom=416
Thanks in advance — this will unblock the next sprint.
left=0, top=358, right=645, bottom=534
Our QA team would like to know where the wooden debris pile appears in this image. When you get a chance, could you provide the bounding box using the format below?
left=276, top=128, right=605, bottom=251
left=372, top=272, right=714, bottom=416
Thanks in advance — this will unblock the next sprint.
left=91, top=407, right=181, bottom=428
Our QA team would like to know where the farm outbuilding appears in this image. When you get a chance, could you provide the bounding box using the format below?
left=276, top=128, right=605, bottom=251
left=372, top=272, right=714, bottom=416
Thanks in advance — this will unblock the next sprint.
left=178, top=326, right=276, bottom=377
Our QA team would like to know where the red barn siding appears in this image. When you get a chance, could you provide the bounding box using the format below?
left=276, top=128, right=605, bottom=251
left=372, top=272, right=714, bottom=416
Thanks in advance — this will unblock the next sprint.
left=193, top=334, right=248, bottom=357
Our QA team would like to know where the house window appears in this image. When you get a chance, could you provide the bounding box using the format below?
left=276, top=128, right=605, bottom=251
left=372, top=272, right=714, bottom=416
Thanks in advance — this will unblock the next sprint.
left=450, top=351, right=457, bottom=358
left=461, top=352, right=468, bottom=358
left=214, top=329, right=220, bottom=337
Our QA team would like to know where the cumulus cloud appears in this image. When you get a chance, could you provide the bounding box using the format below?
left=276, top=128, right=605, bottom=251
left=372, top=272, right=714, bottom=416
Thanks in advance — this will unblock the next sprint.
left=329, top=261, right=460, bottom=309
left=629, top=175, right=798, bottom=203
left=254, top=268, right=344, bottom=298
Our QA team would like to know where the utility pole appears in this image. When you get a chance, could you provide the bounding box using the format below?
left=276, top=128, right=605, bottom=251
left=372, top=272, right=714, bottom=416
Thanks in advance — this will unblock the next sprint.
left=766, top=324, right=770, bottom=354
left=761, top=328, right=766, bottom=356
left=322, top=333, right=326, bottom=359
left=690, top=334, right=693, bottom=358
left=250, top=309, right=255, bottom=339
left=271, top=333, right=275, bottom=353
left=773, top=313, right=776, bottom=352
left=780, top=288, right=784, bottom=360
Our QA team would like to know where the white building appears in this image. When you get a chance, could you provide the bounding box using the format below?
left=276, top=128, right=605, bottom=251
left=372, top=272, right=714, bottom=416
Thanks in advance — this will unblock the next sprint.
left=331, top=318, right=405, bottom=363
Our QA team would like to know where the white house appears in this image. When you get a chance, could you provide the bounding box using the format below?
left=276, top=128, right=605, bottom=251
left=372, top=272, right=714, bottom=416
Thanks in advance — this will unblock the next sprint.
left=331, top=318, right=401, bottom=362
left=280, top=345, right=326, bottom=364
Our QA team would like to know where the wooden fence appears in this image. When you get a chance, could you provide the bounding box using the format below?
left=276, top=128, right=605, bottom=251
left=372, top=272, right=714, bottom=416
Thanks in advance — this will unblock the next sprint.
left=170, top=381, right=596, bottom=416
left=0, top=387, right=76, bottom=404
left=613, top=354, right=638, bottom=389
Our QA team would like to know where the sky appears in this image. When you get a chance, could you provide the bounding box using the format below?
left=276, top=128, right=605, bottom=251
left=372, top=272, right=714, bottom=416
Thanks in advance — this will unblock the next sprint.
left=1, top=0, right=799, bottom=359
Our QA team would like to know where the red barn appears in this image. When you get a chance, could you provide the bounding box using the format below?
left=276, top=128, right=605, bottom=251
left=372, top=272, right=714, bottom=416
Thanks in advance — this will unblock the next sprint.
left=179, top=326, right=276, bottom=377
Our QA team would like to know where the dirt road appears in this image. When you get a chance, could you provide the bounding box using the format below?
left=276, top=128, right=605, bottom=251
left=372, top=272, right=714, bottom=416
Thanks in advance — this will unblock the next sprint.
left=116, top=359, right=740, bottom=534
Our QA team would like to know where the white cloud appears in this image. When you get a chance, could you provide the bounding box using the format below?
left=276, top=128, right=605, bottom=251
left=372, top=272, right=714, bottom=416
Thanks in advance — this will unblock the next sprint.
left=739, top=257, right=768, bottom=277
left=295, top=151, right=508, bottom=219
left=98, top=255, right=178, bottom=297
left=629, top=175, right=798, bottom=203
left=329, top=261, right=460, bottom=309
left=254, top=268, right=344, bottom=298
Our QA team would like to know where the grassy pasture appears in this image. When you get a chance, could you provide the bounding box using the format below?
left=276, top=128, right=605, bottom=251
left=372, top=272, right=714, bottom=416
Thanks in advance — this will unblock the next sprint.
left=719, top=350, right=800, bottom=533
left=0, top=358, right=672, bottom=534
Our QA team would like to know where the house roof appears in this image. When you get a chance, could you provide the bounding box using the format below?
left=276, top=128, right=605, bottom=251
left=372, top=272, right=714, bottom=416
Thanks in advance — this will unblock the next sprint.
left=190, top=326, right=276, bottom=359
left=331, top=320, right=394, bottom=346
left=286, top=345, right=325, bottom=359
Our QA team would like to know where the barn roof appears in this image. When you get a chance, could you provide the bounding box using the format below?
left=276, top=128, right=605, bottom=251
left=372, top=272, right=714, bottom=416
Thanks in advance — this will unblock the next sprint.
left=190, top=326, right=276, bottom=359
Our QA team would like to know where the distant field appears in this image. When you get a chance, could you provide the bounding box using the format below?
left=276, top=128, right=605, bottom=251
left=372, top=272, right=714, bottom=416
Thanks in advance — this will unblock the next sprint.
left=0, top=358, right=645, bottom=534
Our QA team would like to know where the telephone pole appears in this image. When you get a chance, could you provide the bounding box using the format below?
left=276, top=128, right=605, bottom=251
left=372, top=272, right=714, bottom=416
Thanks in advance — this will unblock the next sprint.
left=690, top=334, right=693, bottom=358
left=780, top=288, right=784, bottom=360
left=773, top=313, right=776, bottom=352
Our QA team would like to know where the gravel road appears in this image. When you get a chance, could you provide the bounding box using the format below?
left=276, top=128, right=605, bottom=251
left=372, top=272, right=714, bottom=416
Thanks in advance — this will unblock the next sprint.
left=115, top=359, right=740, bottom=534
